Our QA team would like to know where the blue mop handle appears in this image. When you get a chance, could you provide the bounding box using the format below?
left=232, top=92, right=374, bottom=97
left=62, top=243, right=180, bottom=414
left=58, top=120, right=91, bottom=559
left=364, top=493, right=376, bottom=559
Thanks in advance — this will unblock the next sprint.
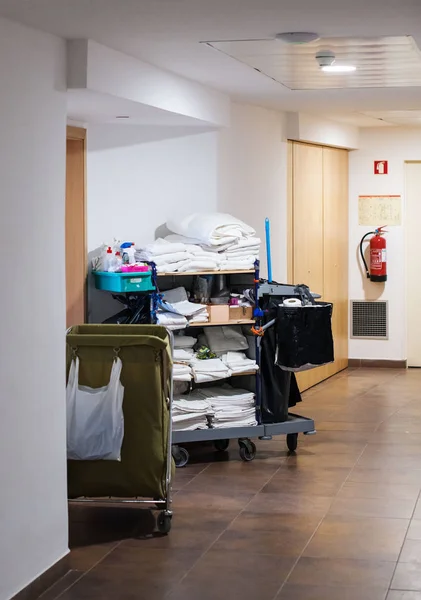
left=265, top=217, right=272, bottom=282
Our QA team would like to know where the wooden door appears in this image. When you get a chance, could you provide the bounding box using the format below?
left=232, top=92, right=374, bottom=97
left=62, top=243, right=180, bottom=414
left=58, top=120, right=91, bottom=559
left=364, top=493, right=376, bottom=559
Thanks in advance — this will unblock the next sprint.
left=406, top=162, right=421, bottom=366
left=66, top=127, right=86, bottom=327
left=322, top=146, right=349, bottom=377
left=288, top=141, right=348, bottom=391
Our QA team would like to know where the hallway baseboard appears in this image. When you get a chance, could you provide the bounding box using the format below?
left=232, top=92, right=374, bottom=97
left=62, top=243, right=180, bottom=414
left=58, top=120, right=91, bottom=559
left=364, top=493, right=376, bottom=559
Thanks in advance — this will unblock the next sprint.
left=348, top=358, right=407, bottom=369
left=12, top=555, right=69, bottom=600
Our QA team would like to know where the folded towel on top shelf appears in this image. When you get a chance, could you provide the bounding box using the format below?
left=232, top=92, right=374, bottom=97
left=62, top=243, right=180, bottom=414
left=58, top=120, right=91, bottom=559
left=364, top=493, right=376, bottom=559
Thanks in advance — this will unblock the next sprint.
left=135, top=238, right=187, bottom=257
left=195, top=385, right=257, bottom=428
left=173, top=348, right=194, bottom=364
left=167, top=213, right=255, bottom=247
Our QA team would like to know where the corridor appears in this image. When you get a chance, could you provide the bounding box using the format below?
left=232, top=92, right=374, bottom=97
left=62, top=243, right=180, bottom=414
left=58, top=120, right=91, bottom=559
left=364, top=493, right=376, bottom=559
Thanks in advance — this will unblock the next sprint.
left=43, top=368, right=421, bottom=600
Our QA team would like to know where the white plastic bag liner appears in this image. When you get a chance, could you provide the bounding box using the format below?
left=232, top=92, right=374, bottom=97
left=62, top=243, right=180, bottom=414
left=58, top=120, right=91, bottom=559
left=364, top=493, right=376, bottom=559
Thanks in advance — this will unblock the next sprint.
left=66, top=357, right=124, bottom=461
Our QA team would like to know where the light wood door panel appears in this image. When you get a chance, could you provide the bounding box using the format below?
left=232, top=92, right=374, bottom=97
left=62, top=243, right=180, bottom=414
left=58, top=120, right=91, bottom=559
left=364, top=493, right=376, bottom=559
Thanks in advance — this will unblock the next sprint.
left=66, top=132, right=86, bottom=327
left=322, top=146, right=349, bottom=377
left=289, top=142, right=349, bottom=392
left=406, top=162, right=421, bottom=366
left=292, top=143, right=324, bottom=296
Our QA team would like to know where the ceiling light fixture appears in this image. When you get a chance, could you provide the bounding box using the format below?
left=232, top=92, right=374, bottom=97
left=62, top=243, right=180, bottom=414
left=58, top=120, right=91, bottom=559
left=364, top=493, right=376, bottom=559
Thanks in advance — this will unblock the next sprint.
left=276, top=32, right=319, bottom=44
left=321, top=64, right=357, bottom=73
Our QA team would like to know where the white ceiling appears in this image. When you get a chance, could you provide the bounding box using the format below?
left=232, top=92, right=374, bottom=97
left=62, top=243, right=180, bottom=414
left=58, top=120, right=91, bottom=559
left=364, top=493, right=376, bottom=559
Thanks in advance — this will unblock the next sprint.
left=2, top=0, right=421, bottom=126
left=209, top=36, right=421, bottom=90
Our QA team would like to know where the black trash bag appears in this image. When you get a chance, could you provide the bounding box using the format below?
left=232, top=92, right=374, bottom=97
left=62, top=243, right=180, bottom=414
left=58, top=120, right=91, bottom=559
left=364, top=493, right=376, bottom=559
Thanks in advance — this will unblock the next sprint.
left=275, top=290, right=334, bottom=372
left=260, top=298, right=302, bottom=424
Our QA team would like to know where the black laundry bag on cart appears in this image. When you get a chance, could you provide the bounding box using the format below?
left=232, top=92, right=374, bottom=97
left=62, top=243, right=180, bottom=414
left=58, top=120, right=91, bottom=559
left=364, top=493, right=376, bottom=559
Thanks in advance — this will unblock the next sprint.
left=260, top=297, right=302, bottom=424
left=275, top=291, right=334, bottom=372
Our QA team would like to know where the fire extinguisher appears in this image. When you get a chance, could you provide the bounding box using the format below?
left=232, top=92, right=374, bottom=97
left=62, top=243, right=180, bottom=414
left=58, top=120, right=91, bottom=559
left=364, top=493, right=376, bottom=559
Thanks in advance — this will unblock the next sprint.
left=359, top=226, right=387, bottom=282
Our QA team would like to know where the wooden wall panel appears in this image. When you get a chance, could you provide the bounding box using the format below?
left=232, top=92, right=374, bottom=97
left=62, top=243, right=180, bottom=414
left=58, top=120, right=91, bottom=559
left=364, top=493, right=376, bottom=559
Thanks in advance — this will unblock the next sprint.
left=66, top=131, right=86, bottom=328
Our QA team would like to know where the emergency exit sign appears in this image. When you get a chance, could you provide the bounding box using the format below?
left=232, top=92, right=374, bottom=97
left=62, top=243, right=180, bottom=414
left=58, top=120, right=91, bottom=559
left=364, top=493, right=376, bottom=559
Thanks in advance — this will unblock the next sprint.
left=374, top=160, right=388, bottom=175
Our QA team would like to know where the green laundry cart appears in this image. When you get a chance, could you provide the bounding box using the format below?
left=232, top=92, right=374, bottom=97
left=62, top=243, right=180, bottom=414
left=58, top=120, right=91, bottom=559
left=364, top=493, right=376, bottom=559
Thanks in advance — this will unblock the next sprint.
left=66, top=324, right=174, bottom=534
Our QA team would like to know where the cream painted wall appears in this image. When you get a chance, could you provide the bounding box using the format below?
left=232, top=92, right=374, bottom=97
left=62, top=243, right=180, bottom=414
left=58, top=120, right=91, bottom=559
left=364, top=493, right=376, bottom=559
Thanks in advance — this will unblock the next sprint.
left=0, top=16, right=69, bottom=600
left=349, top=127, right=421, bottom=361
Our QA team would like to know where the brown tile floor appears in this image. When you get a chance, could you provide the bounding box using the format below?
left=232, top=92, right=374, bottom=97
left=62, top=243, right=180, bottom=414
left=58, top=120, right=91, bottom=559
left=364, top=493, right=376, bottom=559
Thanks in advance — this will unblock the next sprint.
left=40, top=368, right=421, bottom=600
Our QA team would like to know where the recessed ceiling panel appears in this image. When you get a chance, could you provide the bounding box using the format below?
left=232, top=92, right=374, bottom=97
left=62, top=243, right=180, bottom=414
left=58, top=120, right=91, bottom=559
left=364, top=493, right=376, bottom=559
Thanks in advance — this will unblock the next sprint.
left=206, top=36, right=421, bottom=90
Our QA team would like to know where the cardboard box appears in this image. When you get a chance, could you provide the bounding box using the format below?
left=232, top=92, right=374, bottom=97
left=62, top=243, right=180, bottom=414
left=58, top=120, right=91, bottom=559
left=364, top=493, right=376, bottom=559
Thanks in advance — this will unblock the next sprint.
left=208, top=304, right=230, bottom=323
left=229, top=306, right=253, bottom=321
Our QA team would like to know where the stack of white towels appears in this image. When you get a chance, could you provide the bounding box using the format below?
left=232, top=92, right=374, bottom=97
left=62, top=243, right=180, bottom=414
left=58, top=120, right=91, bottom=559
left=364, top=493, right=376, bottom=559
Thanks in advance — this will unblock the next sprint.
left=173, top=336, right=195, bottom=382
left=193, top=386, right=257, bottom=429
left=172, top=328, right=258, bottom=382
left=172, top=397, right=213, bottom=431
left=135, top=213, right=260, bottom=273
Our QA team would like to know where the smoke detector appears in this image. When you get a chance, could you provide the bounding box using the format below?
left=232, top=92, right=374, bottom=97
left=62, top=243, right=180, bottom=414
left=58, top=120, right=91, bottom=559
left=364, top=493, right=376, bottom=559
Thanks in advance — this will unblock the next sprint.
left=276, top=32, right=319, bottom=44
left=315, top=50, right=336, bottom=67
left=315, top=50, right=357, bottom=72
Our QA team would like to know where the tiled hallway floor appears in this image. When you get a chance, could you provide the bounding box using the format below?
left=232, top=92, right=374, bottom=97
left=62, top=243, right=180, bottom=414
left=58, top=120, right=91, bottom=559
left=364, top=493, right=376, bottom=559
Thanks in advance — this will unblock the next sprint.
left=42, top=368, right=421, bottom=600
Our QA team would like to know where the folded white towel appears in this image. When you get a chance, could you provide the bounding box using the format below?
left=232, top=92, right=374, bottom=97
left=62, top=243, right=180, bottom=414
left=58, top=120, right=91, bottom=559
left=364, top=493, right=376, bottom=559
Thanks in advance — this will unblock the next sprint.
left=178, top=259, right=219, bottom=272
left=157, top=311, right=188, bottom=330
left=156, top=259, right=191, bottom=273
left=174, top=335, right=197, bottom=349
left=174, top=348, right=194, bottom=363
left=166, top=213, right=256, bottom=247
left=135, top=238, right=187, bottom=256
left=136, top=251, right=192, bottom=265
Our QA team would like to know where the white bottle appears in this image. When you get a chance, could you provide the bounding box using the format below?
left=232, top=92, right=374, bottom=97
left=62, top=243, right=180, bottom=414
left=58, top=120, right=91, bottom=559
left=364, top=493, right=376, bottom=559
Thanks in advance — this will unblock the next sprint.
left=122, top=244, right=136, bottom=265
left=102, top=246, right=113, bottom=271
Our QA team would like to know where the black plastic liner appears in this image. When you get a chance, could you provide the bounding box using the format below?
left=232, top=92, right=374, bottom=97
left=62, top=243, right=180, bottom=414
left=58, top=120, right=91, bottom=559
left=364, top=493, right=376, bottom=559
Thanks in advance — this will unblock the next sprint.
left=260, top=297, right=302, bottom=424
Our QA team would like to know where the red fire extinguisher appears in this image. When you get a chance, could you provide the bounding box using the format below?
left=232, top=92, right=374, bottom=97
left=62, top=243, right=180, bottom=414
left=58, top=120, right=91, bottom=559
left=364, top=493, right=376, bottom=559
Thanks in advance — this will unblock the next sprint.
left=359, top=226, right=387, bottom=282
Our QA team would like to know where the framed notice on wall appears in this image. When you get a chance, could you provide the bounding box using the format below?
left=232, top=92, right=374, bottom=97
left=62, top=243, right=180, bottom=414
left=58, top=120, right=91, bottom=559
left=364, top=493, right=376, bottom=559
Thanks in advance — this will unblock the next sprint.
left=358, top=195, right=402, bottom=226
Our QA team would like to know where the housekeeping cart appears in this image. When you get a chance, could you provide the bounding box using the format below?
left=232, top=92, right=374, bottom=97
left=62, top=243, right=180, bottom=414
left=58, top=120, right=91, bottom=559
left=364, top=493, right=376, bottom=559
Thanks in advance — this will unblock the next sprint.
left=66, top=324, right=174, bottom=534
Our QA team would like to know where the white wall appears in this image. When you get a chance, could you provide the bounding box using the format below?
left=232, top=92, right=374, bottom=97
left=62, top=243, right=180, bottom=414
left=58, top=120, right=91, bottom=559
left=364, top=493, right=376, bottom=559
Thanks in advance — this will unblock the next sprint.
left=218, top=104, right=288, bottom=280
left=0, top=16, right=69, bottom=600
left=87, top=124, right=219, bottom=321
left=286, top=112, right=359, bottom=150
left=349, top=127, right=421, bottom=360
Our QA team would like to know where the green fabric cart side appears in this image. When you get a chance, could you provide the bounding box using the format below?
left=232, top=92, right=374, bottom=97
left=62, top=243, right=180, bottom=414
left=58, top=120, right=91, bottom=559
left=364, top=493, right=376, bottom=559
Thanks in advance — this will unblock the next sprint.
left=66, top=325, right=174, bottom=500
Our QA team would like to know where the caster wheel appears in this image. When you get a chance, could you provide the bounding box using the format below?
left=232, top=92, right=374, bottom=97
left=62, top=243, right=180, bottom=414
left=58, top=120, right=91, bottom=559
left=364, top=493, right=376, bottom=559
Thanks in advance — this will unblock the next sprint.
left=286, top=433, right=298, bottom=452
left=157, top=512, right=172, bottom=534
left=239, top=439, right=256, bottom=462
left=172, top=446, right=189, bottom=468
left=214, top=439, right=230, bottom=452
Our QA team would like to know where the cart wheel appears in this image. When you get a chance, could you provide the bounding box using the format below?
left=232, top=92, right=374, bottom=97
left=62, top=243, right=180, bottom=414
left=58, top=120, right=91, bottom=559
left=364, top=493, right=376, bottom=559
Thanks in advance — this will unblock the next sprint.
left=239, top=439, right=256, bottom=462
left=214, top=439, right=230, bottom=452
left=172, top=446, right=189, bottom=468
left=286, top=433, right=298, bottom=452
left=157, top=512, right=172, bottom=534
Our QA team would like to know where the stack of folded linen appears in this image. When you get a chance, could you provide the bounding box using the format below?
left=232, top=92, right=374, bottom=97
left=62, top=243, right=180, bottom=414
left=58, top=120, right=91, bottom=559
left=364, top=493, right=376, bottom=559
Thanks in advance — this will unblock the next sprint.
left=160, top=287, right=209, bottom=327
left=196, top=386, right=257, bottom=428
left=220, top=352, right=259, bottom=375
left=173, top=363, right=192, bottom=382
left=166, top=213, right=260, bottom=270
left=157, top=311, right=187, bottom=330
left=190, top=357, right=230, bottom=383
left=172, top=397, right=212, bottom=431
left=135, top=239, right=192, bottom=273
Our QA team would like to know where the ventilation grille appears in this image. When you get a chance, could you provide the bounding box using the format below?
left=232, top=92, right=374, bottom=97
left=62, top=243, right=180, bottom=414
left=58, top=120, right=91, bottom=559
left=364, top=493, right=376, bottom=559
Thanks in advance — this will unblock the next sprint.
left=351, top=300, right=388, bottom=340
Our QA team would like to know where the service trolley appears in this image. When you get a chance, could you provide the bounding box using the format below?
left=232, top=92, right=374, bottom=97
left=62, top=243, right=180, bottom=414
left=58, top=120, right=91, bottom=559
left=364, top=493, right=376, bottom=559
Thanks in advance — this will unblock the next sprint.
left=66, top=324, right=174, bottom=534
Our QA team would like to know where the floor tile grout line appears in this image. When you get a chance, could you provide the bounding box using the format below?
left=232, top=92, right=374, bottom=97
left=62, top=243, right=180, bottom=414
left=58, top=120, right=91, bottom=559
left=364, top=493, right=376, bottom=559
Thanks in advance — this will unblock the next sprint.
left=164, top=459, right=288, bottom=596
left=386, top=488, right=421, bottom=594
left=47, top=541, right=125, bottom=600
left=272, top=441, right=369, bottom=599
